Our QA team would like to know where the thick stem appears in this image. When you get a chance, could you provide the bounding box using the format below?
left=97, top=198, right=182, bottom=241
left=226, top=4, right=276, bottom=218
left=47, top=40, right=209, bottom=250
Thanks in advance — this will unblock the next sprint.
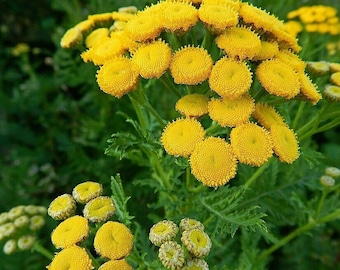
left=33, top=242, right=54, bottom=260
left=244, top=158, right=274, bottom=188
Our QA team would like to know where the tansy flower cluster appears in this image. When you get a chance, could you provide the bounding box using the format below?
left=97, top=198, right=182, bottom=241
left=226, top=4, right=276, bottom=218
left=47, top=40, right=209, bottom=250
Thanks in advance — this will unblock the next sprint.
left=47, top=181, right=133, bottom=270
left=0, top=205, right=47, bottom=255
left=149, top=218, right=211, bottom=269
left=61, top=1, right=321, bottom=187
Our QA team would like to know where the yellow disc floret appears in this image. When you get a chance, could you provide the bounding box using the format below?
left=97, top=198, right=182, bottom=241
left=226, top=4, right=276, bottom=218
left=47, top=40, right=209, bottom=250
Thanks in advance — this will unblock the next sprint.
left=175, top=94, right=209, bottom=118
left=252, top=103, right=286, bottom=130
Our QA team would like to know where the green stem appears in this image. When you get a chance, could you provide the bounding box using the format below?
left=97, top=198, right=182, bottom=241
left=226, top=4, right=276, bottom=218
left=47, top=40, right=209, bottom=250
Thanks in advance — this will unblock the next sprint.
left=159, top=73, right=182, bottom=98
left=315, top=189, right=327, bottom=219
left=85, top=247, right=100, bottom=269
left=33, top=242, right=54, bottom=260
left=292, top=102, right=306, bottom=130
left=244, top=158, right=274, bottom=188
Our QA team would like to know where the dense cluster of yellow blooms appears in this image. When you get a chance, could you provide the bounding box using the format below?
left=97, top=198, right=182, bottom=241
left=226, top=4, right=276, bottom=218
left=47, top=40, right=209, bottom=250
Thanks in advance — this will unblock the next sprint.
left=61, top=0, right=322, bottom=188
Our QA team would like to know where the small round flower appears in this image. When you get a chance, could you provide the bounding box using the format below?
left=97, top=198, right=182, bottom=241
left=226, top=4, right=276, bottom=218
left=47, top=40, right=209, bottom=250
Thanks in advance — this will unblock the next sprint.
left=94, top=221, right=133, bottom=260
left=175, top=94, right=209, bottom=118
left=209, top=57, right=252, bottom=99
left=88, top=12, right=114, bottom=25
left=72, top=181, right=103, bottom=204
left=184, top=258, right=209, bottom=270
left=181, top=229, right=212, bottom=257
left=83, top=196, right=115, bottom=223
left=29, top=215, right=45, bottom=231
left=306, top=61, right=330, bottom=75
left=96, top=57, right=139, bottom=98
left=149, top=220, right=179, bottom=247
left=216, top=26, right=261, bottom=60
left=230, top=123, right=273, bottom=167
left=198, top=4, right=238, bottom=32
left=51, top=215, right=89, bottom=249
left=14, top=215, right=29, bottom=228
left=330, top=72, right=340, bottom=86
left=325, top=167, right=340, bottom=178
left=208, top=94, right=255, bottom=127
left=131, top=40, right=172, bottom=79
left=98, top=259, right=133, bottom=270
left=158, top=241, right=185, bottom=270
left=329, top=62, right=340, bottom=73
left=190, top=137, right=238, bottom=187
left=170, top=46, right=213, bottom=85
left=256, top=59, right=300, bottom=99
left=275, top=50, right=306, bottom=73
left=161, top=118, right=205, bottom=157
left=324, top=85, right=340, bottom=102
left=270, top=124, right=299, bottom=163
left=60, top=27, right=83, bottom=49
left=85, top=28, right=109, bottom=48
left=47, top=245, right=93, bottom=270
left=25, top=205, right=47, bottom=215
left=48, top=194, right=76, bottom=220
left=284, top=21, right=303, bottom=37
left=17, top=235, right=35, bottom=251
left=74, top=19, right=94, bottom=34
left=253, top=40, right=279, bottom=61
left=0, top=212, right=8, bottom=225
left=3, top=239, right=17, bottom=255
left=298, top=72, right=322, bottom=105
left=179, top=218, right=204, bottom=232
left=8, top=206, right=25, bottom=220
left=252, top=103, right=286, bottom=130
left=0, top=222, right=16, bottom=237
left=320, top=175, right=335, bottom=187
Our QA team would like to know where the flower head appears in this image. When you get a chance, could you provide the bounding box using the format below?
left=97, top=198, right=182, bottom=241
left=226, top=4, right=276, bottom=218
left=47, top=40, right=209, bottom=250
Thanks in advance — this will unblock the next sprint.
left=306, top=61, right=330, bottom=75
left=252, top=103, right=286, bottom=130
left=179, top=218, right=204, bottom=232
left=98, top=259, right=133, bottom=270
left=17, top=235, right=35, bottom=251
left=48, top=194, right=76, bottom=220
left=216, top=26, right=261, bottom=60
left=330, top=72, right=340, bottom=86
left=161, top=118, right=205, bottom=157
left=60, top=27, right=83, bottom=49
left=329, top=62, right=340, bottom=73
left=208, top=94, right=255, bottom=127
left=29, top=215, right=45, bottom=231
left=3, top=239, right=17, bottom=255
left=209, top=57, right=252, bottom=99
left=0, top=222, right=16, bottom=237
left=83, top=196, right=115, bottom=223
left=175, top=94, right=209, bottom=118
left=298, top=72, right=322, bottom=105
left=256, top=59, right=300, bottom=99
left=184, top=258, right=209, bottom=270
left=275, top=50, right=306, bottom=73
left=270, top=124, right=299, bottom=163
left=14, top=215, right=29, bottom=228
left=181, top=229, right=212, bottom=257
left=85, top=28, right=110, bottom=48
left=170, top=46, right=213, bottom=85
left=149, top=220, right=179, bottom=247
left=47, top=245, right=93, bottom=270
left=324, top=85, right=340, bottom=102
left=94, top=221, right=133, bottom=260
left=51, top=215, right=89, bottom=249
left=96, top=57, right=139, bottom=98
left=230, top=123, right=273, bottom=166
left=8, top=206, right=25, bottom=220
left=325, top=166, right=340, bottom=178
left=320, top=175, right=335, bottom=187
left=158, top=241, right=186, bottom=270
left=72, top=181, right=103, bottom=204
left=190, top=137, right=237, bottom=187
left=131, top=40, right=172, bottom=79
left=253, top=40, right=279, bottom=61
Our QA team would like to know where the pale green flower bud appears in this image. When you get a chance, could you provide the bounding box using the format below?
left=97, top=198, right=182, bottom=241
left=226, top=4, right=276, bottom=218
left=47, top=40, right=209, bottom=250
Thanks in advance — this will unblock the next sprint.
left=29, top=215, right=45, bottom=231
left=8, top=206, right=25, bottom=220
left=17, top=235, right=35, bottom=250
left=3, top=239, right=17, bottom=255
left=180, top=218, right=204, bottom=232
left=325, top=167, right=340, bottom=178
left=184, top=258, right=209, bottom=270
left=149, top=220, right=179, bottom=247
left=320, top=175, right=335, bottom=187
left=14, top=215, right=30, bottom=228
left=0, top=212, right=8, bottom=225
left=0, top=222, right=16, bottom=237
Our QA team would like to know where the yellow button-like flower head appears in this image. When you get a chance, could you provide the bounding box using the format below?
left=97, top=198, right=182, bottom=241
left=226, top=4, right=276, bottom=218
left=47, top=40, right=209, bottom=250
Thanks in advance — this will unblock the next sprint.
left=331, top=72, right=340, bottom=86
left=48, top=194, right=76, bottom=220
left=149, top=220, right=179, bottom=247
left=98, top=259, right=133, bottom=270
left=181, top=229, right=212, bottom=257
left=60, top=27, right=83, bottom=49
left=179, top=218, right=204, bottom=232
left=190, top=137, right=237, bottom=187
left=83, top=196, right=116, bottom=223
left=175, top=94, right=209, bottom=118
left=51, top=215, right=89, bottom=249
left=252, top=103, right=286, bottom=130
left=47, top=245, right=93, bottom=270
left=161, top=118, right=205, bottom=157
left=184, top=258, right=209, bottom=270
left=298, top=72, right=322, bottom=105
left=72, top=181, right=103, bottom=204
left=230, top=123, right=273, bottom=166
left=85, top=28, right=110, bottom=48
left=94, top=221, right=133, bottom=260
left=170, top=46, right=213, bottom=85
left=324, top=85, right=340, bottom=102
left=158, top=241, right=185, bottom=270
left=253, top=40, right=279, bottom=61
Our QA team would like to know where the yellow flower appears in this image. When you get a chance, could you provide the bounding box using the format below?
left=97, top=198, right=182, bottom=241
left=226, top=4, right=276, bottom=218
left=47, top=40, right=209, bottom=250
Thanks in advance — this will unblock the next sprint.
left=83, top=196, right=115, bottom=223
left=12, top=43, right=30, bottom=56
left=230, top=123, right=273, bottom=167
left=72, top=181, right=103, bottom=204
left=202, top=0, right=241, bottom=12
left=161, top=118, right=205, bottom=157
left=47, top=245, right=93, bottom=270
left=74, top=19, right=95, bottom=34
left=252, top=102, right=286, bottom=130
left=179, top=218, right=204, bottom=232
left=324, top=85, right=340, bottom=102
left=48, top=194, right=76, bottom=220
left=98, top=259, right=133, bottom=270
left=85, top=28, right=110, bottom=48
left=270, top=124, right=299, bottom=163
left=190, top=137, right=237, bottom=187
left=117, top=6, right=138, bottom=14
left=96, top=56, right=139, bottom=98
left=158, top=241, right=186, bottom=270
left=209, top=57, right=252, bottom=99
left=256, top=59, right=300, bottom=99
left=298, top=72, right=322, bottom=105
left=60, top=27, right=83, bottom=49
left=170, top=46, right=213, bottom=85
left=275, top=50, right=306, bottom=73
left=284, top=21, right=303, bottom=37
left=51, top=215, right=89, bottom=249
left=17, top=235, right=35, bottom=251
left=329, top=62, right=340, bottom=73
left=181, top=229, right=212, bottom=257
left=253, top=40, right=279, bottom=61
left=215, top=26, right=261, bottom=60
left=149, top=220, right=179, bottom=247
left=94, top=221, right=133, bottom=260
left=184, top=258, right=209, bottom=270
left=208, top=94, right=254, bottom=127
left=131, top=40, right=172, bottom=79
left=175, top=94, right=209, bottom=118
left=330, top=72, right=340, bottom=86
left=198, top=4, right=238, bottom=32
